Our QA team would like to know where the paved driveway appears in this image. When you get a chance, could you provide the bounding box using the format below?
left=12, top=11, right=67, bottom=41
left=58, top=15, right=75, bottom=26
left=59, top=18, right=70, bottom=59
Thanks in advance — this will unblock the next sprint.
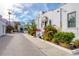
left=0, top=33, right=45, bottom=56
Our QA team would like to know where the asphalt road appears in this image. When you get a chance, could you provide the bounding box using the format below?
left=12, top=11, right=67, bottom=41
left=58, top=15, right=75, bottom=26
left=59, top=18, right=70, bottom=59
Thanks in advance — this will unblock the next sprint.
left=0, top=33, right=45, bottom=56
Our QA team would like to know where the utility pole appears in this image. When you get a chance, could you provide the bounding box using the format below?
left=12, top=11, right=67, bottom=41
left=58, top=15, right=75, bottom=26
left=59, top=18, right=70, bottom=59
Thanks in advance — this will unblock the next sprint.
left=8, top=9, right=11, bottom=25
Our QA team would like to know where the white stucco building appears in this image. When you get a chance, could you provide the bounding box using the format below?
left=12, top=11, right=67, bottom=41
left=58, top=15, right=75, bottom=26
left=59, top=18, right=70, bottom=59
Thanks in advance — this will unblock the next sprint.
left=36, top=3, right=79, bottom=38
left=0, top=15, right=6, bottom=36
left=35, top=11, right=44, bottom=37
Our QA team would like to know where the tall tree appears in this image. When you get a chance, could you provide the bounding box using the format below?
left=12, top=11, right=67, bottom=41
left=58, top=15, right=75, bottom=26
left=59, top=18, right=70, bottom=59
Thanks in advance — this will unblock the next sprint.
left=14, top=22, right=20, bottom=31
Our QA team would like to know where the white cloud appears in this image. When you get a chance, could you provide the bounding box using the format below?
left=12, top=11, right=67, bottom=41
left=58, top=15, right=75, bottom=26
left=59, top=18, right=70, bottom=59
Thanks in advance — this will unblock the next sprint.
left=22, top=3, right=33, bottom=8
left=0, top=3, right=23, bottom=21
left=0, top=0, right=68, bottom=3
left=0, top=2, right=16, bottom=20
left=12, top=4, right=24, bottom=14
left=0, top=2, right=49, bottom=22
left=13, top=7, right=23, bottom=13
left=12, top=3, right=33, bottom=14
left=19, top=11, right=29, bottom=18
left=11, top=15, right=20, bottom=21
left=13, top=4, right=24, bottom=9
left=21, top=15, right=33, bottom=22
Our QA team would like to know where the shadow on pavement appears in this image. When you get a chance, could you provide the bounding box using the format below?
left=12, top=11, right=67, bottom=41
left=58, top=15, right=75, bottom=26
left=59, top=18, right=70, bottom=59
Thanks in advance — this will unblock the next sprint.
left=0, top=35, right=13, bottom=55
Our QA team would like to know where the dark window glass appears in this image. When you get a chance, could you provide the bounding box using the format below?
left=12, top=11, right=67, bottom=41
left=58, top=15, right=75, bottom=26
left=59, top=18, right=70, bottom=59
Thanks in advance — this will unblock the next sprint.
left=67, top=11, right=76, bottom=28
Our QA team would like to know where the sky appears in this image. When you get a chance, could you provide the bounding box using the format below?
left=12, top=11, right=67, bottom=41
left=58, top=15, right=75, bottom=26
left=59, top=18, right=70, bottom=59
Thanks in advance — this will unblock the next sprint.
left=0, top=2, right=64, bottom=24
left=12, top=3, right=63, bottom=24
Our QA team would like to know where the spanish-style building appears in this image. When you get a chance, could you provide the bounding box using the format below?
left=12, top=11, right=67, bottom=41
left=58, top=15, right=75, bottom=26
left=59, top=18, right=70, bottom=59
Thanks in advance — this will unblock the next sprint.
left=36, top=3, right=79, bottom=38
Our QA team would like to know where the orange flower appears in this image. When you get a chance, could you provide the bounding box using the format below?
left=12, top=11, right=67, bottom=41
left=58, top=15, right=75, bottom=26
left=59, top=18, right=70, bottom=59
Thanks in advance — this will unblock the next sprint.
left=45, top=29, right=48, bottom=33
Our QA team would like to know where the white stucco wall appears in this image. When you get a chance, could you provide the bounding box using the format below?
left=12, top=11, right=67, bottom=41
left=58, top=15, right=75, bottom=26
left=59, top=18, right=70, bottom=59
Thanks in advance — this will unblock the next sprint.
left=43, top=10, right=60, bottom=28
left=61, top=3, right=79, bottom=38
left=35, top=12, right=43, bottom=37
left=43, top=3, right=79, bottom=38
left=36, top=3, right=79, bottom=38
left=0, top=20, right=6, bottom=36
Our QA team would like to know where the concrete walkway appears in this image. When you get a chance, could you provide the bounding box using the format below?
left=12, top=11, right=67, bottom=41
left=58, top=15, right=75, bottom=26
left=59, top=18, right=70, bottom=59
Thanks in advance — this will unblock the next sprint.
left=0, top=33, right=45, bottom=56
left=24, top=33, right=73, bottom=56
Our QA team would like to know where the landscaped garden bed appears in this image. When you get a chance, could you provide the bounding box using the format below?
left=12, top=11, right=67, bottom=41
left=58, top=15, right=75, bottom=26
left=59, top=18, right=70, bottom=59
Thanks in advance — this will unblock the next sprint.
left=26, top=21, right=79, bottom=54
left=43, top=39, right=79, bottom=54
left=41, top=24, right=79, bottom=54
left=42, top=32, right=79, bottom=54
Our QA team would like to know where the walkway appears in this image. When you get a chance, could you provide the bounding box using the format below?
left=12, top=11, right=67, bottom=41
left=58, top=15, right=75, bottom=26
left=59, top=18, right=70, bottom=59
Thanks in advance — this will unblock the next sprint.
left=0, top=33, right=45, bottom=56
left=24, top=33, right=73, bottom=56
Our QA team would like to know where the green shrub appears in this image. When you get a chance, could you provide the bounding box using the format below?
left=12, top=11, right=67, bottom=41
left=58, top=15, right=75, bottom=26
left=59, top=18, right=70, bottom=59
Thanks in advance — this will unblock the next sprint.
left=42, top=24, right=57, bottom=41
left=53, top=32, right=75, bottom=44
left=42, top=32, right=49, bottom=40
left=26, top=20, right=36, bottom=36
left=6, top=25, right=14, bottom=33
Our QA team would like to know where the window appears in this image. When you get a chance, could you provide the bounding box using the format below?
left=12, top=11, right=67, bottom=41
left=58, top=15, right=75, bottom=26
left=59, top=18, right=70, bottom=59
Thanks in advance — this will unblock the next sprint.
left=67, top=11, right=76, bottom=28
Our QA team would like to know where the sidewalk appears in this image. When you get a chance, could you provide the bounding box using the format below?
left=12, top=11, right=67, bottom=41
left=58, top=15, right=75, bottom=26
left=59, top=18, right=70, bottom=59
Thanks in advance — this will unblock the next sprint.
left=23, top=33, right=72, bottom=56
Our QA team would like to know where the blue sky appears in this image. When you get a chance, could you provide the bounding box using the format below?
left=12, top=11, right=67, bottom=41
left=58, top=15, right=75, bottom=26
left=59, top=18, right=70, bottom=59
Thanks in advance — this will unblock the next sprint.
left=12, top=3, right=64, bottom=24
